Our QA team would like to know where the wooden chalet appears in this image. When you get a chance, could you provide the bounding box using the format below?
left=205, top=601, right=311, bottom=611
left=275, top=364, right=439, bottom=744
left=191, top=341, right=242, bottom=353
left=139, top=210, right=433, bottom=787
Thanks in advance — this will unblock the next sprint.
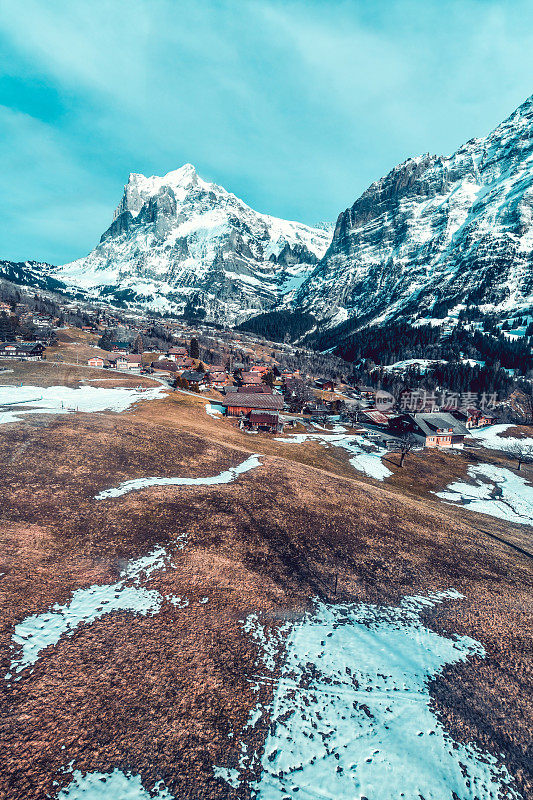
left=123, top=354, right=142, bottom=370
left=151, top=358, right=179, bottom=373
left=206, top=368, right=228, bottom=389
left=180, top=370, right=207, bottom=390
left=451, top=408, right=496, bottom=428
left=167, top=346, right=188, bottom=360
left=240, top=372, right=262, bottom=386
left=221, top=393, right=283, bottom=417
left=247, top=410, right=282, bottom=433
left=0, top=342, right=44, bottom=360
left=315, top=379, right=336, bottom=392
left=108, top=355, right=129, bottom=370
left=406, top=413, right=470, bottom=447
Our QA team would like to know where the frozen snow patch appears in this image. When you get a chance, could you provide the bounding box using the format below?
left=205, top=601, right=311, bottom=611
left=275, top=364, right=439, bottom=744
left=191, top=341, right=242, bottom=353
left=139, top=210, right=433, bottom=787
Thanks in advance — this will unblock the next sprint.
left=276, top=432, right=392, bottom=480
left=0, top=384, right=165, bottom=425
left=205, top=401, right=224, bottom=417
left=470, top=423, right=533, bottom=451
left=57, top=769, right=174, bottom=799
left=215, top=591, right=519, bottom=799
left=436, top=463, right=533, bottom=525
left=8, top=546, right=172, bottom=676
left=94, top=454, right=262, bottom=499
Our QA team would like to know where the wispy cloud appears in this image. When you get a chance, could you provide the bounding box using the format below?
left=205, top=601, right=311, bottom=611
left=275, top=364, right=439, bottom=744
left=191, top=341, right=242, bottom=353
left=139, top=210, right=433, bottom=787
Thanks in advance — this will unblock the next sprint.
left=1, top=0, right=532, bottom=262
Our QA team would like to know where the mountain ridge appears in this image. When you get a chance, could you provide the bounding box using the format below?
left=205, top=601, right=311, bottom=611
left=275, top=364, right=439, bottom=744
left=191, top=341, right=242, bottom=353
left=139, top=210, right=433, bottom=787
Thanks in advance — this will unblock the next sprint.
left=294, top=95, right=533, bottom=330
left=2, top=95, right=532, bottom=336
left=54, top=164, right=332, bottom=322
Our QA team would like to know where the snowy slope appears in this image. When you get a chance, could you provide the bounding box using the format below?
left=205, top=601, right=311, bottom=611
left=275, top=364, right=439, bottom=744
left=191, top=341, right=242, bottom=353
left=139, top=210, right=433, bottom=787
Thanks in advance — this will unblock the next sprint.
left=56, top=165, right=331, bottom=322
left=295, top=95, right=533, bottom=328
left=0, top=260, right=67, bottom=293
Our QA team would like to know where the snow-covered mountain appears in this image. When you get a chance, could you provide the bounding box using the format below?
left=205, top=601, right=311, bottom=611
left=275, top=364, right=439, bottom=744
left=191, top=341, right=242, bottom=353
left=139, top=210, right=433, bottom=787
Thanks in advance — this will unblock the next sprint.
left=55, top=164, right=332, bottom=321
left=294, top=95, right=533, bottom=329
left=0, top=260, right=68, bottom=294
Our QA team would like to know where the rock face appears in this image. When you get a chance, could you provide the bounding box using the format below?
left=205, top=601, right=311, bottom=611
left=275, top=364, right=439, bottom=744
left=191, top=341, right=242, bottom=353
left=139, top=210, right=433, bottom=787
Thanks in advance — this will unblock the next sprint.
left=294, top=95, right=533, bottom=328
left=55, top=164, right=331, bottom=321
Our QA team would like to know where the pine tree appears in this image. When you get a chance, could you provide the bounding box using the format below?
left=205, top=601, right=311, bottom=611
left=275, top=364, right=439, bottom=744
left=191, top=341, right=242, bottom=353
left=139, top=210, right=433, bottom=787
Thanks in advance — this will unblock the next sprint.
left=190, top=337, right=200, bottom=359
left=132, top=334, right=144, bottom=354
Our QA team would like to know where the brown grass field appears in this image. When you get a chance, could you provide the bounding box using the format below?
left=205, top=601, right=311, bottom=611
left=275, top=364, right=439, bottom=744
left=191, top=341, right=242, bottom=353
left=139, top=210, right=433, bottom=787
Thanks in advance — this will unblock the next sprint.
left=0, top=360, right=531, bottom=799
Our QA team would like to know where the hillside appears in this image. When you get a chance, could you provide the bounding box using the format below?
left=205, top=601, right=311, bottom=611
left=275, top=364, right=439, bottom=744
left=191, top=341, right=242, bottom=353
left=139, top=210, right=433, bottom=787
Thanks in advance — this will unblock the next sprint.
left=0, top=359, right=531, bottom=799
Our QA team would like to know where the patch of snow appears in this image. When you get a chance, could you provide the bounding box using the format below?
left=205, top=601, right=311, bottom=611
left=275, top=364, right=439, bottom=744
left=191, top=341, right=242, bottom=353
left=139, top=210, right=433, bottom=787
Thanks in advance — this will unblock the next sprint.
left=94, top=454, right=262, bottom=499
left=168, top=596, right=189, bottom=608
left=205, top=401, right=224, bottom=417
left=215, top=591, right=518, bottom=799
left=8, top=547, right=174, bottom=676
left=0, top=384, right=165, bottom=425
left=212, top=766, right=240, bottom=789
left=57, top=769, right=174, bottom=799
left=436, top=463, right=533, bottom=525
left=276, top=432, right=392, bottom=480
left=470, top=423, right=533, bottom=451
left=382, top=358, right=447, bottom=373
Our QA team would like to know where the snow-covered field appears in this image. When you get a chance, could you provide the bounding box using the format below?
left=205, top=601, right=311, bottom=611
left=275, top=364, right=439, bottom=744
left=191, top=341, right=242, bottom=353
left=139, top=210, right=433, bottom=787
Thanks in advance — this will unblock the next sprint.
left=0, top=384, right=166, bottom=425
left=215, top=591, right=519, bottom=799
left=436, top=463, right=533, bottom=525
left=57, top=769, right=174, bottom=800
left=94, top=453, right=262, bottom=499
left=383, top=358, right=446, bottom=373
left=276, top=430, right=392, bottom=480
left=470, top=423, right=533, bottom=451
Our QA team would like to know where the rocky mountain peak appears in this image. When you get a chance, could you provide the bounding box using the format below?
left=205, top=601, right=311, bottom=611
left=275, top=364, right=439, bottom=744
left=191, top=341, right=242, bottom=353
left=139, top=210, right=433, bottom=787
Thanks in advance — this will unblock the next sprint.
left=294, top=94, right=532, bottom=330
left=55, top=165, right=332, bottom=322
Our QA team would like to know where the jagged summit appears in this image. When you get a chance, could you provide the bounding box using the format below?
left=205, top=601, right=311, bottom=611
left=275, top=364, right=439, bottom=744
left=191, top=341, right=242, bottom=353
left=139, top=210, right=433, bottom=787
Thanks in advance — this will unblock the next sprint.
left=41, top=94, right=533, bottom=329
left=294, top=94, right=533, bottom=328
left=56, top=165, right=332, bottom=321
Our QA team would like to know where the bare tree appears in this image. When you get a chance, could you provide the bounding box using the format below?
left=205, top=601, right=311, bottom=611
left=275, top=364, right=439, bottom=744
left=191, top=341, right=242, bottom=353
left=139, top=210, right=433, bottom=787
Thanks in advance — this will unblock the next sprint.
left=290, top=379, right=315, bottom=412
left=345, top=407, right=360, bottom=428
left=504, top=440, right=533, bottom=471
left=393, top=433, right=417, bottom=468
left=519, top=385, right=533, bottom=425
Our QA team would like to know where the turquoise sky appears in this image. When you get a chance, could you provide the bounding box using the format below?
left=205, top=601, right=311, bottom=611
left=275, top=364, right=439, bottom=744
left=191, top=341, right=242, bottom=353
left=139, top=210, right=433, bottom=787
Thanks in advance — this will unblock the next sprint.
left=1, top=0, right=532, bottom=264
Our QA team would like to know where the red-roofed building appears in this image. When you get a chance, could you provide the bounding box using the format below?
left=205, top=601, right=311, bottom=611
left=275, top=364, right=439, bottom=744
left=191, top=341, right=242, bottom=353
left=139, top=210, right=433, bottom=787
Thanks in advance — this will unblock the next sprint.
left=240, top=372, right=262, bottom=386
left=221, top=393, right=283, bottom=416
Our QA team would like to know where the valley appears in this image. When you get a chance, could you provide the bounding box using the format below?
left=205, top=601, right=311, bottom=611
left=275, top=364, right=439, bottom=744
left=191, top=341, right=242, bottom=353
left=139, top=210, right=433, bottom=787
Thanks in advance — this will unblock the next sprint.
left=1, top=74, right=532, bottom=800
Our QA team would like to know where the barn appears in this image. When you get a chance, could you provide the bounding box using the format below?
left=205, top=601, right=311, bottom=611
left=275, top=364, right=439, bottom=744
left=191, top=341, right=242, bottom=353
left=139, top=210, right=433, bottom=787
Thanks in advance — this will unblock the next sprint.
left=221, top=393, right=283, bottom=416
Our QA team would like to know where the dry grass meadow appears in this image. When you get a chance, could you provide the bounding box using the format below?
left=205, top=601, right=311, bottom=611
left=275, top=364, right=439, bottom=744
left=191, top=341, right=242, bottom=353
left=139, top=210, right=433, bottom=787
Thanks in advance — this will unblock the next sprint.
left=0, top=359, right=531, bottom=799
